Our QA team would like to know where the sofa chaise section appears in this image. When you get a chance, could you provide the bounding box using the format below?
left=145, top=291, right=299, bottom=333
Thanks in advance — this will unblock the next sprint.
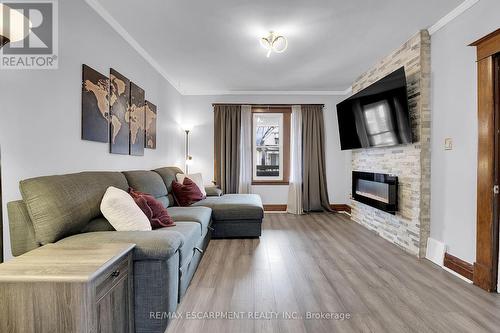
left=154, top=167, right=264, bottom=238
left=191, top=194, right=263, bottom=238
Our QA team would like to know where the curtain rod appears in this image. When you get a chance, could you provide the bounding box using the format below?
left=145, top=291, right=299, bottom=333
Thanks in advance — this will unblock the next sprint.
left=211, top=103, right=325, bottom=107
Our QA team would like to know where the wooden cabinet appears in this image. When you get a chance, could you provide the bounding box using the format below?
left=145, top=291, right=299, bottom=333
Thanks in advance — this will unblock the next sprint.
left=0, top=243, right=135, bottom=333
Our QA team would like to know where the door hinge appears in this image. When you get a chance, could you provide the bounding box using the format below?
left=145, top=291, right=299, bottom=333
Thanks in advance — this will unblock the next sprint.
left=494, top=185, right=499, bottom=194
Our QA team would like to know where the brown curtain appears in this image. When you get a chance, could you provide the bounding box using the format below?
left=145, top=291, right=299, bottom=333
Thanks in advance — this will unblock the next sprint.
left=214, top=105, right=241, bottom=194
left=302, top=105, right=332, bottom=212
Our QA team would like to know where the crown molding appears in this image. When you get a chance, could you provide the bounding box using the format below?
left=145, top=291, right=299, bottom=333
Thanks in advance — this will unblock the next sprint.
left=428, top=0, right=480, bottom=35
left=84, top=0, right=184, bottom=93
left=182, top=87, right=352, bottom=96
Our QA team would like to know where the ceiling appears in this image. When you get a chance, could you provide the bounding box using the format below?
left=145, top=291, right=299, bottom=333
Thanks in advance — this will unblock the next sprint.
left=94, top=0, right=463, bottom=94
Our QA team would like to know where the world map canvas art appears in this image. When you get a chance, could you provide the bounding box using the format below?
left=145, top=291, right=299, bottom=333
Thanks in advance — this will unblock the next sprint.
left=81, top=65, right=109, bottom=142
left=145, top=100, right=157, bottom=149
left=109, top=68, right=131, bottom=155
left=82, top=65, right=158, bottom=155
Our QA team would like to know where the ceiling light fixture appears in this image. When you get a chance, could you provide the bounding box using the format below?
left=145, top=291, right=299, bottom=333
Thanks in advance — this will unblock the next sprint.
left=259, top=31, right=288, bottom=58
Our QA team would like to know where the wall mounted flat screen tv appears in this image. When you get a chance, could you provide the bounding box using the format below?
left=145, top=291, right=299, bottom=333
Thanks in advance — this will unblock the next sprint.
left=336, top=67, right=413, bottom=150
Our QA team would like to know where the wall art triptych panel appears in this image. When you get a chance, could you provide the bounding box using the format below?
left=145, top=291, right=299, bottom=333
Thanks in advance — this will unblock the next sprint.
left=109, top=68, right=131, bottom=155
left=145, top=100, right=157, bottom=149
left=129, top=82, right=145, bottom=156
left=81, top=64, right=109, bottom=143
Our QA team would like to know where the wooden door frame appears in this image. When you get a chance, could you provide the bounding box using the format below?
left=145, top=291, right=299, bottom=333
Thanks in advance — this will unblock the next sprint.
left=470, top=29, right=500, bottom=292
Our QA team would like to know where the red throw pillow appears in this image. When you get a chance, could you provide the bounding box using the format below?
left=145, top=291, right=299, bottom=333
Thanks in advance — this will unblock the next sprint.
left=171, top=177, right=205, bottom=207
left=128, top=188, right=175, bottom=229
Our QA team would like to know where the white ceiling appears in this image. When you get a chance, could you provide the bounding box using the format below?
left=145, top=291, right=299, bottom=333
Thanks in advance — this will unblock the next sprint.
left=94, top=0, right=463, bottom=94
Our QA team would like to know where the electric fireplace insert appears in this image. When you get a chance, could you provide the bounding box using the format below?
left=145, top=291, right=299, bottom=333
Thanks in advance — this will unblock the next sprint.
left=352, top=171, right=398, bottom=214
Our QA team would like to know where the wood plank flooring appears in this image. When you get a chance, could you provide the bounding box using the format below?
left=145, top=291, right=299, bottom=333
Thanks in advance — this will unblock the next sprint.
left=166, top=213, right=500, bottom=333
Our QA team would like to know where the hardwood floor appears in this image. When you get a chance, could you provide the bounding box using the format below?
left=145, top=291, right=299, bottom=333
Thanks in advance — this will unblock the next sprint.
left=166, top=213, right=500, bottom=333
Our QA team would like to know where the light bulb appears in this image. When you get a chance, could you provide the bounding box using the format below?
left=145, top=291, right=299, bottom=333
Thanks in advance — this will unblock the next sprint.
left=272, top=35, right=288, bottom=53
left=259, top=37, right=270, bottom=49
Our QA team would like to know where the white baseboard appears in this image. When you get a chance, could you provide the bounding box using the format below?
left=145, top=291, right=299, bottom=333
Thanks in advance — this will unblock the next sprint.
left=425, top=237, right=446, bottom=266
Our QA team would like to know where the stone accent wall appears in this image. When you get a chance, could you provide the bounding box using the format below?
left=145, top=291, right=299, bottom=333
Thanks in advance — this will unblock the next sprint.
left=350, top=30, right=431, bottom=258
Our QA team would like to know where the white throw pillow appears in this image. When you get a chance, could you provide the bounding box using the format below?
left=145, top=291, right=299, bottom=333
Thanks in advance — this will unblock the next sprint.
left=176, top=173, right=206, bottom=197
left=100, top=186, right=152, bottom=231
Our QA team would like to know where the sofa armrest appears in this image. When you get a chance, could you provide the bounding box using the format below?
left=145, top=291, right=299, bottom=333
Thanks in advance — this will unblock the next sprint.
left=7, top=200, right=40, bottom=256
left=56, top=230, right=183, bottom=261
left=205, top=186, right=223, bottom=197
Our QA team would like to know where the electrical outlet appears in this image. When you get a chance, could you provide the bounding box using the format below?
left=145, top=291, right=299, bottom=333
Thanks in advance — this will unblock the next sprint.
left=444, top=138, right=453, bottom=150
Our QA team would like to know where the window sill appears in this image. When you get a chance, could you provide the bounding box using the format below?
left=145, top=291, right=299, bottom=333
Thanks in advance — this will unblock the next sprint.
left=252, top=181, right=290, bottom=186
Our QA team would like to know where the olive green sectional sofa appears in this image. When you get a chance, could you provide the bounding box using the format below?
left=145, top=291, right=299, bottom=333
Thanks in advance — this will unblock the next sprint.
left=7, top=166, right=263, bottom=333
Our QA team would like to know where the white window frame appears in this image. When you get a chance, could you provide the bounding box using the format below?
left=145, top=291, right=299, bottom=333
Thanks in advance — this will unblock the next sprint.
left=252, top=112, right=284, bottom=182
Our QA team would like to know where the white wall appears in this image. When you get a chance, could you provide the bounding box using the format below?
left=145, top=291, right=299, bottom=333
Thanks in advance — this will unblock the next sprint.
left=181, top=94, right=352, bottom=205
left=430, top=0, right=500, bottom=263
left=0, top=0, right=185, bottom=259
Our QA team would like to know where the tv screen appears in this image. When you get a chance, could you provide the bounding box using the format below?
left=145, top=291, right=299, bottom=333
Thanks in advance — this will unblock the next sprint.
left=336, top=67, right=412, bottom=150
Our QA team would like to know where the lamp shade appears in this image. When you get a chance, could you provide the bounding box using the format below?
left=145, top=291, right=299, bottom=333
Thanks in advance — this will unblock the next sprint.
left=0, top=4, right=31, bottom=46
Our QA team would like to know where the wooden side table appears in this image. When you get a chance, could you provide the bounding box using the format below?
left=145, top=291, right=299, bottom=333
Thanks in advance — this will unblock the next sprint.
left=0, top=243, right=135, bottom=333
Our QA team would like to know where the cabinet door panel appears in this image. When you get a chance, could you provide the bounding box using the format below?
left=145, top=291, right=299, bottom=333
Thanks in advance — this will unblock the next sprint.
left=96, top=275, right=130, bottom=333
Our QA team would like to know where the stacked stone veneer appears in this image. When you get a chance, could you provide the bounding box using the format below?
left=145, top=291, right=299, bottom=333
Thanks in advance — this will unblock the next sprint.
left=350, top=30, right=431, bottom=258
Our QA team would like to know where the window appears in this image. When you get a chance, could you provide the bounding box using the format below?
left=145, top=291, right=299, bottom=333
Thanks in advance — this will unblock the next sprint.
left=252, top=107, right=290, bottom=185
